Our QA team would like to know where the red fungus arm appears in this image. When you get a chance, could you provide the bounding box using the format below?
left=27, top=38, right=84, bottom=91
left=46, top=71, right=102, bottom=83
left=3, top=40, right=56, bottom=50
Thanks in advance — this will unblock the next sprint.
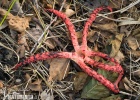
left=76, top=59, right=120, bottom=93
left=88, top=51, right=118, bottom=64
left=47, top=9, right=80, bottom=52
left=81, top=6, right=112, bottom=55
left=84, top=57, right=123, bottom=74
left=14, top=52, right=73, bottom=70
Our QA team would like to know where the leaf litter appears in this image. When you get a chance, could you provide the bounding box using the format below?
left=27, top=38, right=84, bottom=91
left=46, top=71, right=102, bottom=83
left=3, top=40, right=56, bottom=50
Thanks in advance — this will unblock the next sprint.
left=0, top=0, right=140, bottom=100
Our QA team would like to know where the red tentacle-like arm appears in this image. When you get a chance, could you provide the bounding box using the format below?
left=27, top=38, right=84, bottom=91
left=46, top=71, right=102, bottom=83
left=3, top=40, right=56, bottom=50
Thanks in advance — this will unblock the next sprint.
left=76, top=60, right=120, bottom=93
left=47, top=9, right=80, bottom=52
left=82, top=6, right=112, bottom=55
left=14, top=6, right=124, bottom=93
left=14, top=52, right=73, bottom=70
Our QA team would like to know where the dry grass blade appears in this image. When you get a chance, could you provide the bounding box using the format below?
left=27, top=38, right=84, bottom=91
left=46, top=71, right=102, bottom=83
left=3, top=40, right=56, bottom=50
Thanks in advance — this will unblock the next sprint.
left=30, top=0, right=67, bottom=53
left=119, top=20, right=140, bottom=26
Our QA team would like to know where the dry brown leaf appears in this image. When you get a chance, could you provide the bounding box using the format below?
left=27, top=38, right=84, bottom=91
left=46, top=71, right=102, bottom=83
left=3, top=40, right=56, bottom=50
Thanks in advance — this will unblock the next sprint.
left=123, top=77, right=132, bottom=85
left=131, top=27, right=140, bottom=44
left=126, top=36, right=138, bottom=50
left=75, top=30, right=82, bottom=37
left=28, top=79, right=43, bottom=92
left=64, top=8, right=75, bottom=18
left=120, top=26, right=131, bottom=37
left=0, top=8, right=31, bottom=33
left=8, top=16, right=31, bottom=33
left=123, top=83, right=133, bottom=92
left=119, top=80, right=125, bottom=90
left=25, top=74, right=43, bottom=91
left=48, top=58, right=70, bottom=81
left=40, top=0, right=52, bottom=9
left=45, top=39, right=56, bottom=49
left=114, top=50, right=125, bottom=63
left=126, top=50, right=140, bottom=57
left=122, top=77, right=133, bottom=92
left=74, top=31, right=84, bottom=43
left=110, top=34, right=124, bottom=57
left=17, top=33, right=28, bottom=45
left=92, top=44, right=100, bottom=61
left=87, top=30, right=97, bottom=43
left=132, top=69, right=140, bottom=77
left=17, top=33, right=29, bottom=58
left=40, top=0, right=60, bottom=9
left=132, top=27, right=140, bottom=38
left=25, top=73, right=31, bottom=82
left=16, top=45, right=25, bottom=58
left=92, top=22, right=118, bottom=34
left=46, top=3, right=53, bottom=9
left=0, top=81, right=3, bottom=88
left=74, top=72, right=88, bottom=91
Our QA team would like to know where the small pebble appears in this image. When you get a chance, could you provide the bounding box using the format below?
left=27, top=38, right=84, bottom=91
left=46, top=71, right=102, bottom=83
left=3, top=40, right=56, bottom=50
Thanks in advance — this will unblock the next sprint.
left=15, top=79, right=22, bottom=85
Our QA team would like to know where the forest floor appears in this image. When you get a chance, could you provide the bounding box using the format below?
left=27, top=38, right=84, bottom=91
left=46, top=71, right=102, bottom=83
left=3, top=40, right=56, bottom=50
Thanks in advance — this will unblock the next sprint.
left=0, top=0, right=140, bottom=100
